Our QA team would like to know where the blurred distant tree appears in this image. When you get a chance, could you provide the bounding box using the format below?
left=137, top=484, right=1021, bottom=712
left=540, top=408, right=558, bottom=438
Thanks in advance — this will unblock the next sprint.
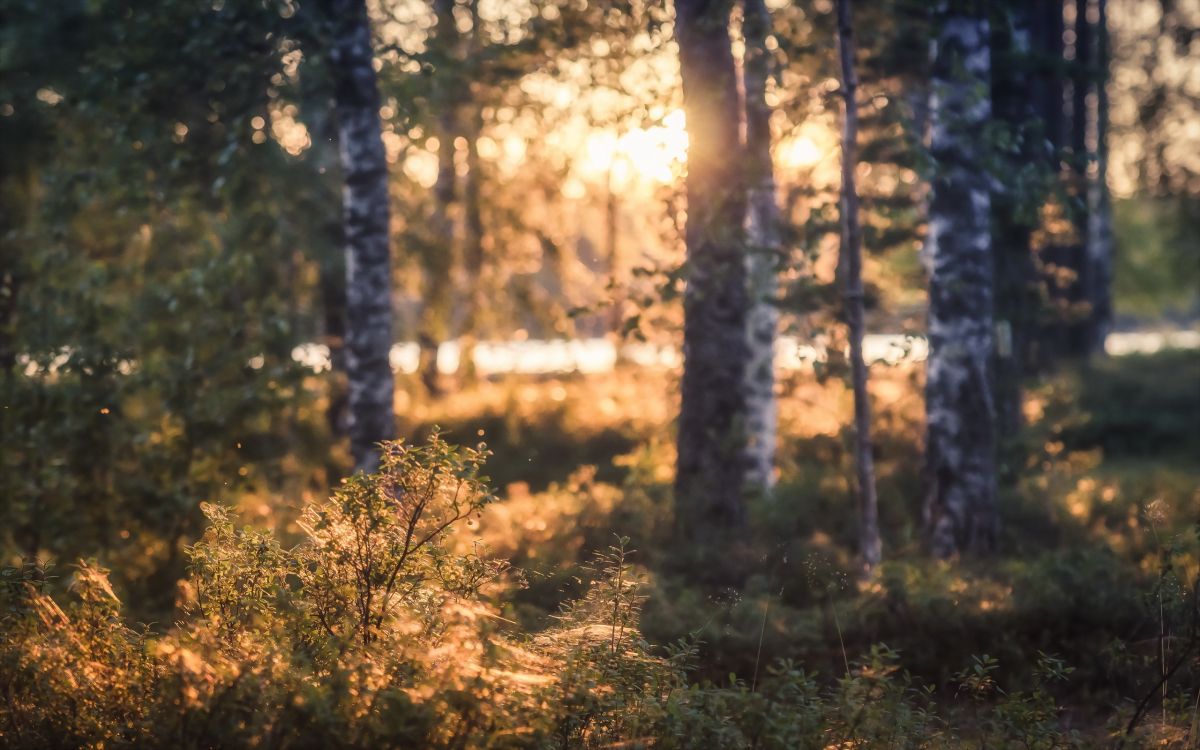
left=1033, top=0, right=1115, bottom=362
left=1086, top=0, right=1114, bottom=353
left=673, top=0, right=751, bottom=541
left=991, top=0, right=1048, bottom=443
left=923, top=1, right=998, bottom=558
left=327, top=0, right=396, bottom=473
left=835, top=0, right=882, bottom=572
left=1106, top=0, right=1199, bottom=321
left=742, top=0, right=781, bottom=494
left=416, top=0, right=463, bottom=397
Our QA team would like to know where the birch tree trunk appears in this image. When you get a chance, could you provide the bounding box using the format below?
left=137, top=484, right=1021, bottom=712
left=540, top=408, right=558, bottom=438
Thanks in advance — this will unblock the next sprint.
left=923, top=2, right=997, bottom=558
left=741, top=0, right=779, bottom=494
left=674, top=0, right=750, bottom=539
left=328, top=0, right=395, bottom=473
left=835, top=0, right=881, bottom=572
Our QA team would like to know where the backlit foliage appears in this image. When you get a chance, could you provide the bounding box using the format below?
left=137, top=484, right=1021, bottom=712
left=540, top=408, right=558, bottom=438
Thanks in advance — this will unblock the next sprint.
left=4, top=431, right=1197, bottom=748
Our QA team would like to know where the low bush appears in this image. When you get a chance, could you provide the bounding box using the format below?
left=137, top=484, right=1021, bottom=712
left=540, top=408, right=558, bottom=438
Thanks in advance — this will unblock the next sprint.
left=4, top=433, right=1197, bottom=748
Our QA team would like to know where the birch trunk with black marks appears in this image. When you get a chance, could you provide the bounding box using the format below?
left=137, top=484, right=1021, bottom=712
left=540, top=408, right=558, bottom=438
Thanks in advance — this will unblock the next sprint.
left=923, top=3, right=997, bottom=558
left=328, top=0, right=395, bottom=473
left=674, top=0, right=750, bottom=539
left=741, top=0, right=778, bottom=494
left=836, top=0, right=881, bottom=572
left=991, top=1, right=1039, bottom=443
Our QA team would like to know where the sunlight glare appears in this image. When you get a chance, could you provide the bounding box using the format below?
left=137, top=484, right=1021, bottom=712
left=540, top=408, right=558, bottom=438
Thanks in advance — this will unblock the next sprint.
left=778, top=133, right=824, bottom=169
left=577, top=108, right=689, bottom=187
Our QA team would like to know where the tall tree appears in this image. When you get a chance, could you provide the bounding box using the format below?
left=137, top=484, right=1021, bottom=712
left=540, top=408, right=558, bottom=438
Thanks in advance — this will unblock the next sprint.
left=1086, top=0, right=1114, bottom=354
left=328, top=0, right=395, bottom=472
left=923, top=1, right=997, bottom=558
left=673, top=0, right=751, bottom=539
left=1065, top=0, right=1094, bottom=357
left=418, top=0, right=464, bottom=397
left=836, top=0, right=881, bottom=571
left=741, top=0, right=779, bottom=493
left=991, top=1, right=1042, bottom=443
left=1027, top=0, right=1068, bottom=373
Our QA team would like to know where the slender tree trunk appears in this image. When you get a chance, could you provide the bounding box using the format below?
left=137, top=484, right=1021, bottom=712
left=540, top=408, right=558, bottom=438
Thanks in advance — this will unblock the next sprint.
left=1064, top=0, right=1093, bottom=357
left=459, top=101, right=485, bottom=382
left=673, top=0, right=750, bottom=540
left=456, top=0, right=486, bottom=383
left=319, top=247, right=349, bottom=436
left=923, top=2, right=997, bottom=558
left=419, top=0, right=462, bottom=397
left=835, top=0, right=881, bottom=572
left=1029, top=0, right=1066, bottom=373
left=605, top=164, right=624, bottom=338
left=991, top=2, right=1040, bottom=445
left=328, top=0, right=395, bottom=473
left=310, top=116, right=350, bottom=439
left=293, top=0, right=350, bottom=441
left=1086, top=0, right=1113, bottom=354
left=741, top=0, right=779, bottom=494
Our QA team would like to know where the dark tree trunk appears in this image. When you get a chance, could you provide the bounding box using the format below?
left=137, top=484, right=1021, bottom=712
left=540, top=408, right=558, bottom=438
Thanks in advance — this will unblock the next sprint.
left=605, top=165, right=622, bottom=336
left=459, top=101, right=485, bottom=382
left=742, top=0, right=779, bottom=494
left=419, top=0, right=462, bottom=398
left=1086, top=0, right=1113, bottom=354
left=673, top=0, right=750, bottom=540
left=328, top=0, right=395, bottom=473
left=1064, top=0, right=1093, bottom=357
left=991, top=1, right=1041, bottom=445
left=923, top=2, right=998, bottom=558
left=836, top=0, right=881, bottom=573
left=1029, top=0, right=1067, bottom=372
left=457, top=0, right=486, bottom=384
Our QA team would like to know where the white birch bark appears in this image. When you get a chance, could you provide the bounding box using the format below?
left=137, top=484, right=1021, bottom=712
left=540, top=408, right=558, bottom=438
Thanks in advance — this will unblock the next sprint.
left=329, top=0, right=395, bottom=473
left=742, top=0, right=779, bottom=493
left=924, top=4, right=998, bottom=558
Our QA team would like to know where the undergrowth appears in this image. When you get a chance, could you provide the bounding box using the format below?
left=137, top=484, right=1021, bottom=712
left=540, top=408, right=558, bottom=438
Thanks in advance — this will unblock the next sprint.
left=3, top=430, right=1198, bottom=748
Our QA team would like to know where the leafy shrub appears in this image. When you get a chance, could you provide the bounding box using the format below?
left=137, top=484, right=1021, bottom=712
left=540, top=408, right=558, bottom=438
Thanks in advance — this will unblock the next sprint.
left=2, top=435, right=1194, bottom=748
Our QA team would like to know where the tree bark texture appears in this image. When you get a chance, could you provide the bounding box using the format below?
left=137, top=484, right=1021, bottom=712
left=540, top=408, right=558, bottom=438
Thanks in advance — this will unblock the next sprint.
left=924, top=3, right=998, bottom=558
left=328, top=0, right=395, bottom=473
left=741, top=0, right=779, bottom=494
left=836, top=0, right=881, bottom=572
left=673, top=0, right=750, bottom=539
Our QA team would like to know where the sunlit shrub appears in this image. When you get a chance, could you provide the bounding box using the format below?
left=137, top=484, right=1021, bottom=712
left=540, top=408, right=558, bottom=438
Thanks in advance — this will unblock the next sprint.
left=2, top=432, right=1196, bottom=748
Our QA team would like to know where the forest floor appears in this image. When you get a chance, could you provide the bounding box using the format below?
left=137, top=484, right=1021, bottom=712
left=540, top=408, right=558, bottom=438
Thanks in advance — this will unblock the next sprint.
left=383, top=348, right=1200, bottom=742
left=6, top=350, right=1197, bottom=746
